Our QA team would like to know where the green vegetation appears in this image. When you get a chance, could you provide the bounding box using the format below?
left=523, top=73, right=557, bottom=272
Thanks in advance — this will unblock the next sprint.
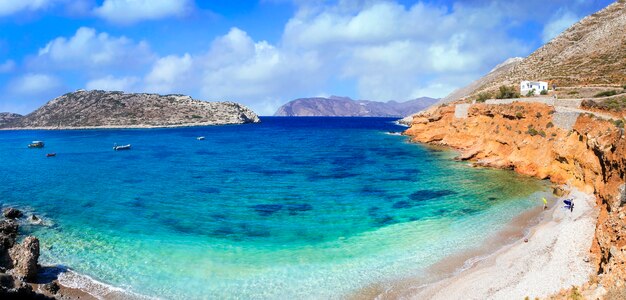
left=515, top=112, right=524, bottom=119
left=476, top=92, right=492, bottom=103
left=546, top=122, right=554, bottom=128
left=582, top=96, right=626, bottom=112
left=191, top=115, right=203, bottom=119
left=570, top=286, right=584, bottom=300
left=496, top=86, right=520, bottom=99
left=536, top=112, right=542, bottom=118
left=540, top=89, right=548, bottom=95
left=527, top=125, right=546, bottom=137
left=613, top=119, right=624, bottom=129
left=568, top=91, right=579, bottom=95
left=526, top=89, right=536, bottom=97
left=594, top=90, right=618, bottom=98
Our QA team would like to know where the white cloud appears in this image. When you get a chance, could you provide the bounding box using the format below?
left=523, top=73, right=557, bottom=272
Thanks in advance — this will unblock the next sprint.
left=197, top=28, right=322, bottom=109
left=94, top=0, right=193, bottom=24
left=0, top=0, right=55, bottom=16
left=144, top=53, right=193, bottom=93
left=86, top=75, right=140, bottom=91
left=34, top=27, right=155, bottom=70
left=0, top=60, right=16, bottom=73
left=5, top=0, right=595, bottom=116
left=9, top=73, right=62, bottom=95
left=280, top=1, right=527, bottom=102
left=542, top=11, right=579, bottom=43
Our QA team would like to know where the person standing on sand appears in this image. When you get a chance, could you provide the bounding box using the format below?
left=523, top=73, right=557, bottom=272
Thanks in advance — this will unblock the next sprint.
left=570, top=199, right=574, bottom=212
left=542, top=197, right=548, bottom=210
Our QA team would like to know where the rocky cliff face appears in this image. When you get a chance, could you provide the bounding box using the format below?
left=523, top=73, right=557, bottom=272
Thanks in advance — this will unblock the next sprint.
left=274, top=96, right=438, bottom=117
left=444, top=1, right=626, bottom=103
left=1, top=90, right=260, bottom=129
left=405, top=102, right=626, bottom=295
left=0, top=113, right=23, bottom=127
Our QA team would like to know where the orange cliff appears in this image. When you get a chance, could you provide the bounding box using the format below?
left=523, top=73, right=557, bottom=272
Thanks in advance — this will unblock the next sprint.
left=404, top=102, right=626, bottom=291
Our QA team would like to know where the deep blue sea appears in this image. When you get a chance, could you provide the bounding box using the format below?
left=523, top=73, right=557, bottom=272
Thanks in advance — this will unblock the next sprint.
left=0, top=117, right=550, bottom=299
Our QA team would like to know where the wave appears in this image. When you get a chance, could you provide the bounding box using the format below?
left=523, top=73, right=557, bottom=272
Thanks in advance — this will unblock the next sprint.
left=47, top=267, right=155, bottom=300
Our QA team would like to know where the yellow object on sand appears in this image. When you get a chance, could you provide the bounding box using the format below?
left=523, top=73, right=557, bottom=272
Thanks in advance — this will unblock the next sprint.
left=542, top=197, right=548, bottom=205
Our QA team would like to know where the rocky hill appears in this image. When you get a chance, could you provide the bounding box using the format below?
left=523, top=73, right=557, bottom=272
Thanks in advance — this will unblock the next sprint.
left=0, top=113, right=23, bottom=127
left=274, top=96, right=438, bottom=117
left=444, top=0, right=626, bottom=103
left=1, top=90, right=260, bottom=129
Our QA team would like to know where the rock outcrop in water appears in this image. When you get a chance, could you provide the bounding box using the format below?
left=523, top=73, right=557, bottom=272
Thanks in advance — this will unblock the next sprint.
left=1, top=90, right=261, bottom=129
left=274, top=96, right=438, bottom=117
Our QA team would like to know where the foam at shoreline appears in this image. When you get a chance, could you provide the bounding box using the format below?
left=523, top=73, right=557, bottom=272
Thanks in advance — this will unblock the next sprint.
left=55, top=268, right=152, bottom=300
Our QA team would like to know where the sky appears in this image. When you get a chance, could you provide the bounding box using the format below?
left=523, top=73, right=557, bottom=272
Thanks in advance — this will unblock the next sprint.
left=0, top=0, right=616, bottom=115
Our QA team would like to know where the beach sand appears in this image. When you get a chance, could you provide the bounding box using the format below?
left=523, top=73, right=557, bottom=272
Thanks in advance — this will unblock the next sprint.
left=406, top=187, right=598, bottom=300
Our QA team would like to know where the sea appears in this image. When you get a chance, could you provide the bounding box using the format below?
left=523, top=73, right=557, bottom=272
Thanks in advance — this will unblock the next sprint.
left=0, top=117, right=550, bottom=299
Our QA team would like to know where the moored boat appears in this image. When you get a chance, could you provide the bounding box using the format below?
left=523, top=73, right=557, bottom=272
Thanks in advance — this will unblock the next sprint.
left=28, top=141, right=45, bottom=148
left=197, top=136, right=206, bottom=140
left=47, top=153, right=56, bottom=157
left=113, top=144, right=132, bottom=151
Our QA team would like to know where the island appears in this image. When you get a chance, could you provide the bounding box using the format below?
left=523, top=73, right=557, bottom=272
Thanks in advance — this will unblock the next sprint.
left=0, top=90, right=260, bottom=130
left=274, top=96, right=437, bottom=117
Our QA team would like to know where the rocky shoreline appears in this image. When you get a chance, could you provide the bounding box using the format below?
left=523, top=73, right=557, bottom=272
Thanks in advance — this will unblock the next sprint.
left=0, top=207, right=126, bottom=300
left=404, top=101, right=626, bottom=297
left=1, top=207, right=56, bottom=299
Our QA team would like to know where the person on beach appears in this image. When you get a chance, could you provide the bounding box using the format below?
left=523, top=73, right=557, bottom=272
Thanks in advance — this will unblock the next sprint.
left=564, top=199, right=574, bottom=212
left=542, top=197, right=548, bottom=210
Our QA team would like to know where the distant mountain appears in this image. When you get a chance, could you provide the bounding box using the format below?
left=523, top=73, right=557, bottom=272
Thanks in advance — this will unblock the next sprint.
left=274, top=96, right=438, bottom=117
left=1, top=90, right=260, bottom=129
left=441, top=1, right=626, bottom=103
left=0, top=113, right=23, bottom=127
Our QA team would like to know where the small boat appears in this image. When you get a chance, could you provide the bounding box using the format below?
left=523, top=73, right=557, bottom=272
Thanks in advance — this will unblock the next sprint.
left=47, top=153, right=56, bottom=157
left=197, top=136, right=206, bottom=141
left=113, top=144, right=132, bottom=151
left=28, top=141, right=45, bottom=148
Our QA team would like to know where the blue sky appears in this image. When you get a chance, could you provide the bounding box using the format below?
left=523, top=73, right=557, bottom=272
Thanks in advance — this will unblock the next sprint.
left=0, top=0, right=616, bottom=115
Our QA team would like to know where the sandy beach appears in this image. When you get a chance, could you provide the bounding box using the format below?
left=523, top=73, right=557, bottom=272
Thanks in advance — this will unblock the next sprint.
left=399, top=187, right=598, bottom=300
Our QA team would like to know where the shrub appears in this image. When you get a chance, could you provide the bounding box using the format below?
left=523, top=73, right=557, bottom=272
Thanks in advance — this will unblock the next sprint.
left=536, top=112, right=542, bottom=118
left=594, top=90, right=618, bottom=98
left=540, top=89, right=548, bottom=95
left=538, top=130, right=546, bottom=137
left=614, top=119, right=625, bottom=129
left=568, top=91, right=579, bottom=95
left=191, top=115, right=203, bottom=119
left=526, top=89, right=536, bottom=97
left=476, top=92, right=492, bottom=103
left=623, top=84, right=626, bottom=90
left=527, top=127, right=539, bottom=136
left=496, top=86, right=520, bottom=99
left=546, top=122, right=554, bottom=128
left=515, top=112, right=524, bottom=119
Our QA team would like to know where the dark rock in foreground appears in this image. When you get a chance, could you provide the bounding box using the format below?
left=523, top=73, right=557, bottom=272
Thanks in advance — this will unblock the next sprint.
left=9, top=236, right=40, bottom=281
left=3, top=208, right=23, bottom=219
left=0, top=209, right=53, bottom=299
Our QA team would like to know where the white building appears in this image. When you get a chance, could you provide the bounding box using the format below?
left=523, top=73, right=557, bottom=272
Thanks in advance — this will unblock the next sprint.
left=520, top=81, right=548, bottom=96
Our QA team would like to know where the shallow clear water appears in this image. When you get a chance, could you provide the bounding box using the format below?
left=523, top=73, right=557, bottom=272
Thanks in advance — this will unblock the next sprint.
left=0, top=117, right=549, bottom=299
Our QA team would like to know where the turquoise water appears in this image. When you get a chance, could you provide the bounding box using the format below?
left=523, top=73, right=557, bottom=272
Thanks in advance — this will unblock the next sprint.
left=0, top=117, right=549, bottom=299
